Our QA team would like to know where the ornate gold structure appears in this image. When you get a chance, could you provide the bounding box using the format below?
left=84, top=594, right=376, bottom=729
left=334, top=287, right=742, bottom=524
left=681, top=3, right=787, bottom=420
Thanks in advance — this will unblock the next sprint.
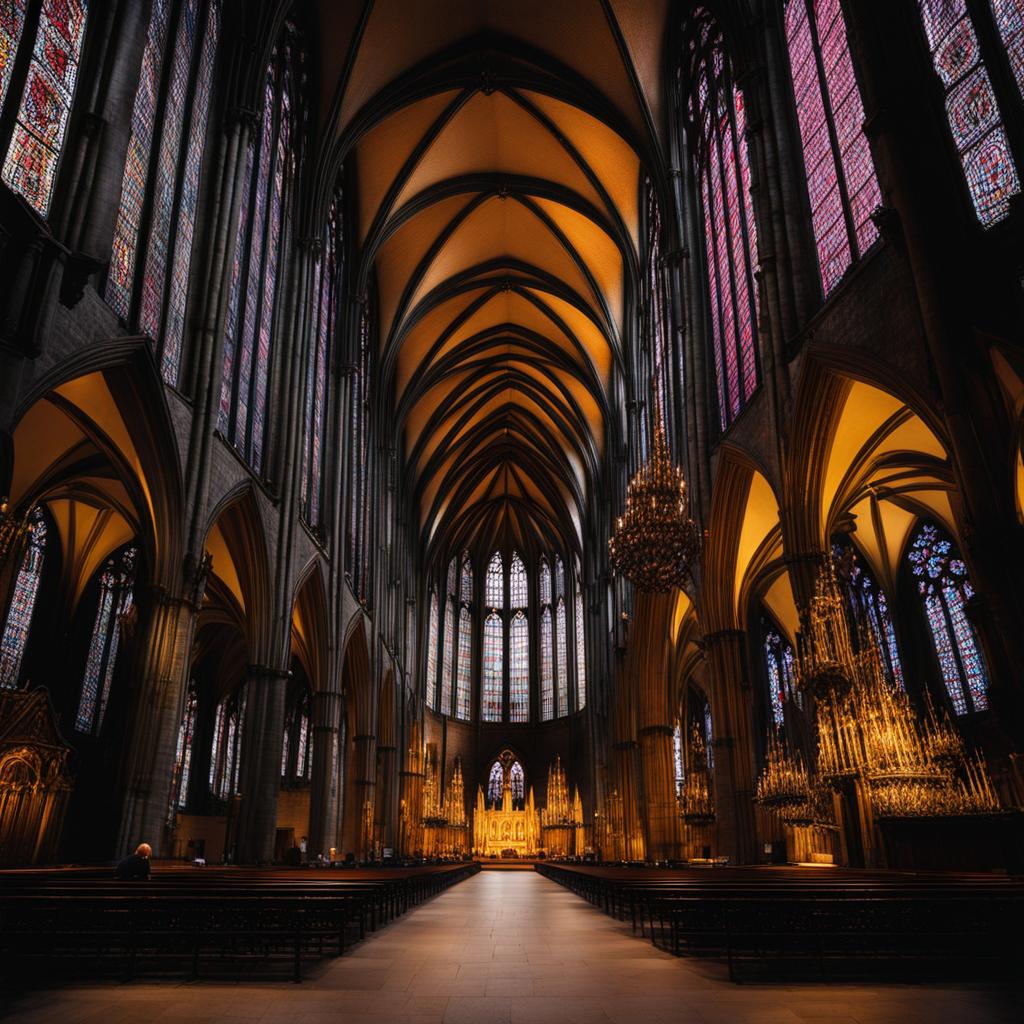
left=0, top=689, right=73, bottom=866
left=539, top=756, right=584, bottom=857
left=608, top=406, right=699, bottom=592
left=473, top=779, right=539, bottom=857
left=679, top=724, right=716, bottom=825
left=420, top=752, right=470, bottom=857
left=0, top=498, right=34, bottom=567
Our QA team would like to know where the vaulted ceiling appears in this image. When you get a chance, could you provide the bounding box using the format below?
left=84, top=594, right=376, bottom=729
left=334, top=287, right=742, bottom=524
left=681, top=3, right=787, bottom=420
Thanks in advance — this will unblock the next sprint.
left=315, top=0, right=671, bottom=562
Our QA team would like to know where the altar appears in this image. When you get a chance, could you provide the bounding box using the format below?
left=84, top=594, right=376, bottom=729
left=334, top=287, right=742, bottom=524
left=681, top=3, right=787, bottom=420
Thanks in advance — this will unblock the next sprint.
left=473, top=780, right=539, bottom=857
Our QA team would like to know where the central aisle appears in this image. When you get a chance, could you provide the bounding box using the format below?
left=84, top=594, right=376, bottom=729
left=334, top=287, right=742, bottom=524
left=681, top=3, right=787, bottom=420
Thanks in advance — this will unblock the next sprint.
left=4, top=870, right=1018, bottom=1023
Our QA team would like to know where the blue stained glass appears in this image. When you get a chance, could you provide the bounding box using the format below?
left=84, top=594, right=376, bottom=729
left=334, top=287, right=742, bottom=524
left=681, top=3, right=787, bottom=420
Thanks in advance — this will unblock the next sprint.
left=703, top=701, right=714, bottom=771
left=107, top=0, right=170, bottom=319
left=0, top=507, right=47, bottom=688
left=482, top=612, right=503, bottom=722
left=673, top=722, right=684, bottom=796
left=2, top=0, right=89, bottom=215
left=161, top=0, right=219, bottom=384
left=992, top=0, right=1024, bottom=100
left=908, top=522, right=990, bottom=714
left=487, top=760, right=503, bottom=803
left=76, top=544, right=137, bottom=735
left=510, top=761, right=524, bottom=802
left=509, top=609, right=529, bottom=722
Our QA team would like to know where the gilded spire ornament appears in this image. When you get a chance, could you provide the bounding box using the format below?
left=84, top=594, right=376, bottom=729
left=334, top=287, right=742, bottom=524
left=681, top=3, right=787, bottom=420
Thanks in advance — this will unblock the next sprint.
left=608, top=402, right=700, bottom=592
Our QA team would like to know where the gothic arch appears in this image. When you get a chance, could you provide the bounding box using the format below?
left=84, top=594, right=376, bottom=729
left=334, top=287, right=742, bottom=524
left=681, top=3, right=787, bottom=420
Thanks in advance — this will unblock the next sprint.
left=291, top=559, right=331, bottom=692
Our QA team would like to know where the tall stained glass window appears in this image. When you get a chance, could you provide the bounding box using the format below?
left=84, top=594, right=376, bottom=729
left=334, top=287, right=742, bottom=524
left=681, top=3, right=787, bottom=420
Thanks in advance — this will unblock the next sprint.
left=539, top=559, right=554, bottom=721
left=218, top=29, right=303, bottom=473
left=993, top=0, right=1024, bottom=100
left=425, top=590, right=438, bottom=708
left=917, top=0, right=1021, bottom=225
left=784, top=0, right=882, bottom=291
left=510, top=760, right=524, bottom=803
left=762, top=619, right=796, bottom=728
left=1, top=0, right=89, bottom=216
left=0, top=506, right=47, bottom=688
left=456, top=606, right=472, bottom=721
left=107, top=0, right=220, bottom=384
left=455, top=553, right=472, bottom=720
left=76, top=544, right=137, bottom=735
left=485, top=551, right=504, bottom=607
left=281, top=681, right=312, bottom=781
left=301, top=197, right=340, bottom=529
left=908, top=521, right=990, bottom=715
left=345, top=307, right=373, bottom=603
left=685, top=8, right=760, bottom=431
left=170, top=679, right=198, bottom=812
left=832, top=536, right=904, bottom=687
left=441, top=595, right=455, bottom=715
left=554, top=556, right=568, bottom=717
left=673, top=721, right=685, bottom=797
left=575, top=583, right=586, bottom=710
left=209, top=685, right=245, bottom=800
left=646, top=178, right=672, bottom=434
left=487, top=760, right=503, bottom=803
left=482, top=612, right=503, bottom=722
left=509, top=610, right=529, bottom=723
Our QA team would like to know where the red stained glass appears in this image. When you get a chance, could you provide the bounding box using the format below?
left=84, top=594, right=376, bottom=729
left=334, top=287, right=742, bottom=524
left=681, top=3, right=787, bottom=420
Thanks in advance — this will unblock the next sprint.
left=918, top=0, right=1020, bottom=224
left=2, top=0, right=88, bottom=215
left=555, top=596, right=568, bottom=718
left=0, top=0, right=28, bottom=112
left=688, top=10, right=760, bottom=431
left=991, top=0, right=1024, bottom=100
left=441, top=596, right=454, bottom=714
left=575, top=586, right=586, bottom=710
left=784, top=0, right=880, bottom=292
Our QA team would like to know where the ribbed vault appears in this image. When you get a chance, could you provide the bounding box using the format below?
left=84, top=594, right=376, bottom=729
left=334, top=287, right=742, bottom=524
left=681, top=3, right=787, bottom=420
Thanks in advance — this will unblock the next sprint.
left=314, top=0, right=671, bottom=563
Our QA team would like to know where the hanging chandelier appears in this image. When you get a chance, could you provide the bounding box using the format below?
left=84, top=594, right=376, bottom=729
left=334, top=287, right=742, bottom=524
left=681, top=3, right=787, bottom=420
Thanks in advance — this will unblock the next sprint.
left=608, top=406, right=700, bottom=592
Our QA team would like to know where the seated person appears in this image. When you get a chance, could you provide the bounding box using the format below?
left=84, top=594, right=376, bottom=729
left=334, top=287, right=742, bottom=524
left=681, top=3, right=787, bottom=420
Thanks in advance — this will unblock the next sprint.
left=115, top=842, right=153, bottom=880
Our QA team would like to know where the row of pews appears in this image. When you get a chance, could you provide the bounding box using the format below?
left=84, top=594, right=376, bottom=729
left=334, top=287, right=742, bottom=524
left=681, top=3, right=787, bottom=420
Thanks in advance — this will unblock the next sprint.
left=535, top=862, right=1024, bottom=981
left=0, top=862, right=479, bottom=983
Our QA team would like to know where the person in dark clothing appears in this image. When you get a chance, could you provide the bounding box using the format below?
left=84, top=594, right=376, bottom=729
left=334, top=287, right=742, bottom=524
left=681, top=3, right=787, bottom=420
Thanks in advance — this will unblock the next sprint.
left=115, top=843, right=152, bottom=880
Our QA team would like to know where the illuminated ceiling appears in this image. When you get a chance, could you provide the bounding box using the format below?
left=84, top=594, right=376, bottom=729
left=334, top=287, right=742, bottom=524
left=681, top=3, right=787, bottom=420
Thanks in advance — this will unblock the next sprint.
left=317, top=0, right=670, bottom=560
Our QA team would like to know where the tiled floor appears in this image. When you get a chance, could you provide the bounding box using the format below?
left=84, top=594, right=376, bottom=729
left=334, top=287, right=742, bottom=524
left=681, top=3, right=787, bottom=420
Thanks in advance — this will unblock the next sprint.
left=2, top=870, right=1019, bottom=1023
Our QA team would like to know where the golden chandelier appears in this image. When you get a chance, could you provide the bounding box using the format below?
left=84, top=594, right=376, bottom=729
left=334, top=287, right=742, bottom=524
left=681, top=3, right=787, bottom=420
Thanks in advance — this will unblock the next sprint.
left=608, top=408, right=700, bottom=592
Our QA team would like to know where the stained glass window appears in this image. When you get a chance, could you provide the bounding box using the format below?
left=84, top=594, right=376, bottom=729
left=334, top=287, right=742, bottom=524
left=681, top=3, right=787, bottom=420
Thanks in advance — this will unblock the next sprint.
left=918, top=0, right=1021, bottom=225
left=487, top=760, right=503, bottom=804
left=209, top=685, right=245, bottom=800
left=301, top=197, right=340, bottom=529
left=673, top=721, right=685, bottom=797
left=281, top=682, right=312, bottom=780
left=107, top=0, right=221, bottom=384
left=75, top=544, right=137, bottom=735
left=509, top=610, right=529, bottom=723
left=684, top=9, right=760, bottom=432
left=456, top=606, right=472, bottom=721
left=482, top=612, right=503, bottom=722
left=510, top=552, right=528, bottom=609
left=555, top=597, right=569, bottom=718
left=0, top=0, right=28, bottom=112
left=703, top=700, right=715, bottom=771
left=992, top=0, right=1024, bottom=100
left=762, top=620, right=796, bottom=728
left=1, top=0, right=89, bottom=215
left=345, top=307, right=373, bottom=603
left=295, top=690, right=310, bottom=779
left=440, top=596, right=454, bottom=715
left=832, top=536, right=904, bottom=688
left=170, top=679, right=198, bottom=812
left=510, top=760, right=524, bottom=802
left=485, top=551, right=504, bottom=607
left=218, top=29, right=302, bottom=472
left=540, top=606, right=554, bottom=721
left=575, top=585, right=586, bottom=710
left=425, top=590, right=438, bottom=708
left=0, top=506, right=47, bottom=688
left=908, top=521, right=990, bottom=715
left=646, top=177, right=671, bottom=434
left=784, top=0, right=882, bottom=290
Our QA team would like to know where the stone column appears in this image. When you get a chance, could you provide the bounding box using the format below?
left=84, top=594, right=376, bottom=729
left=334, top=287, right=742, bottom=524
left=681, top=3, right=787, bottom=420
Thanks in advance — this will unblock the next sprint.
left=638, top=725, right=680, bottom=862
left=235, top=664, right=289, bottom=863
left=703, top=629, right=758, bottom=864
left=308, top=689, right=342, bottom=860
left=351, top=733, right=378, bottom=859
left=116, top=589, right=197, bottom=857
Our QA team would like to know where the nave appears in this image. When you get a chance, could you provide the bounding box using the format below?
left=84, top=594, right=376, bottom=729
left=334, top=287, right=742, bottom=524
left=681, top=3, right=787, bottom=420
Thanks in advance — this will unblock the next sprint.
left=2, top=870, right=1019, bottom=1024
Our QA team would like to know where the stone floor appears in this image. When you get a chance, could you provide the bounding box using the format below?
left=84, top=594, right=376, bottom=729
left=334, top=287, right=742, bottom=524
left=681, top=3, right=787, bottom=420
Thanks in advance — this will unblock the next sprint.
left=2, top=870, right=1019, bottom=1024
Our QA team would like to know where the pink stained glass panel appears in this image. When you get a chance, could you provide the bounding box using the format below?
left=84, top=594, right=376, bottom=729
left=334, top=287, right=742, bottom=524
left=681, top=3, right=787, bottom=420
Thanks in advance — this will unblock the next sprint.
left=440, top=597, right=454, bottom=715
left=509, top=610, right=529, bottom=723
left=455, top=605, right=472, bottom=721
left=575, top=588, right=586, bottom=710
left=555, top=597, right=568, bottom=717
left=540, top=605, right=554, bottom=721
left=991, top=0, right=1024, bottom=100
left=425, top=591, right=438, bottom=708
